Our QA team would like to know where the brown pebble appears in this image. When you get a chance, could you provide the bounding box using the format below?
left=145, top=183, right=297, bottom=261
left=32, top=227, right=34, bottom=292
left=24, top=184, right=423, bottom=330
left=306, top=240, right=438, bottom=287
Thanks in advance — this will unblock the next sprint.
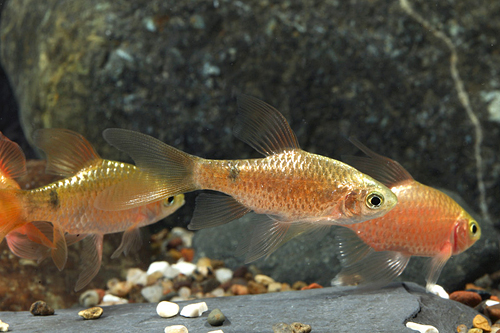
left=473, top=314, right=491, bottom=331
left=232, top=266, right=249, bottom=279
left=487, top=305, right=500, bottom=322
left=147, top=271, right=164, bottom=285
left=180, top=248, right=194, bottom=262
left=248, top=281, right=267, bottom=294
left=457, top=324, right=467, bottom=333
left=173, top=274, right=193, bottom=289
left=450, top=291, right=483, bottom=307
left=167, top=236, right=183, bottom=249
left=292, top=281, right=308, bottom=290
left=291, top=322, right=312, bottom=333
left=30, top=301, right=54, bottom=316
left=230, top=284, right=249, bottom=295
left=78, top=307, right=103, bottom=320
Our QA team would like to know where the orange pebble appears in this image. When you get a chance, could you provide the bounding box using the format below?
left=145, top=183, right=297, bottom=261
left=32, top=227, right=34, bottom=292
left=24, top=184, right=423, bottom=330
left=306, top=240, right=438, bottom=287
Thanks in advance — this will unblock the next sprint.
left=301, top=283, right=323, bottom=290
left=230, top=284, right=249, bottom=295
left=491, top=295, right=500, bottom=302
left=180, top=248, right=195, bottom=262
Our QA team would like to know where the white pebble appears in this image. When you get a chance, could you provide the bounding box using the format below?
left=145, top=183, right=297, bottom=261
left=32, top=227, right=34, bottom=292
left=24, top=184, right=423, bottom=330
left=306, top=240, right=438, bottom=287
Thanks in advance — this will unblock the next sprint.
left=156, top=301, right=179, bottom=318
left=406, top=322, right=439, bottom=333
left=164, top=325, right=188, bottom=333
left=147, top=261, right=170, bottom=276
left=141, top=284, right=164, bottom=303
left=178, top=286, right=191, bottom=299
left=127, top=268, right=148, bottom=286
left=171, top=227, right=194, bottom=247
left=255, top=274, right=274, bottom=286
left=102, top=294, right=128, bottom=304
left=210, top=288, right=225, bottom=297
left=428, top=284, right=449, bottom=299
left=215, top=268, right=233, bottom=284
left=79, top=289, right=100, bottom=307
left=172, top=261, right=197, bottom=276
left=0, top=320, right=9, bottom=332
left=180, top=302, right=208, bottom=317
left=486, top=299, right=500, bottom=307
left=164, top=266, right=182, bottom=279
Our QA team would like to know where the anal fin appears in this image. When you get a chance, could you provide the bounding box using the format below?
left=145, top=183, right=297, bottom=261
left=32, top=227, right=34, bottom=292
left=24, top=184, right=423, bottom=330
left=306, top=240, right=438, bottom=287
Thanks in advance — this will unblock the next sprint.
left=425, top=243, right=452, bottom=292
left=75, top=234, right=103, bottom=292
left=51, top=225, right=68, bottom=271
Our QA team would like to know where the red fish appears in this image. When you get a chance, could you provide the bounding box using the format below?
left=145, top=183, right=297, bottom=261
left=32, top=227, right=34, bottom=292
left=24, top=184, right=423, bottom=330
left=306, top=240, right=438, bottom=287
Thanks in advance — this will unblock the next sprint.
left=0, top=129, right=184, bottom=291
left=332, top=138, right=481, bottom=291
left=97, top=95, right=398, bottom=262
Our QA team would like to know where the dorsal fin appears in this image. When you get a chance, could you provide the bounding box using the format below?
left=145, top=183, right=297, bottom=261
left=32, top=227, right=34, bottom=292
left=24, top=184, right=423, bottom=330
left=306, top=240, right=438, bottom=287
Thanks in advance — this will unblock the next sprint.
left=33, top=129, right=101, bottom=177
left=342, top=137, right=413, bottom=188
left=0, top=132, right=27, bottom=179
left=234, top=95, right=300, bottom=156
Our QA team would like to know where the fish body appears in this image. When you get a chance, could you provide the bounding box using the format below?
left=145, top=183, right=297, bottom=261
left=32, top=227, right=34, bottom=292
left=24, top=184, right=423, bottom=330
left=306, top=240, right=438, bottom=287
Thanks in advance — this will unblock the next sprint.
left=332, top=138, right=480, bottom=291
left=98, top=95, right=398, bottom=262
left=0, top=129, right=184, bottom=291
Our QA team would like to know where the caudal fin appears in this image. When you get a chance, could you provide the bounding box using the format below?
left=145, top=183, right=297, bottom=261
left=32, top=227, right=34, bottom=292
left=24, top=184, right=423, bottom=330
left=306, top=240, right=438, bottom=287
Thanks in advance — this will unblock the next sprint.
left=96, top=129, right=199, bottom=210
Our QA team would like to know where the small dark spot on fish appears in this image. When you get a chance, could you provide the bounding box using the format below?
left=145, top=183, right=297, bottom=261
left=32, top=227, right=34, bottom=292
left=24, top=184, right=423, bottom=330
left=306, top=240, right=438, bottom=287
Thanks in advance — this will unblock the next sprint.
left=49, top=190, right=59, bottom=209
left=227, top=162, right=240, bottom=182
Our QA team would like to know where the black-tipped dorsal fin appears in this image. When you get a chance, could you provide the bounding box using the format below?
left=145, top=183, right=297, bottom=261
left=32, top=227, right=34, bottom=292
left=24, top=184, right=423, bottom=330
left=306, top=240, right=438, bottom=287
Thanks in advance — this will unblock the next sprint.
left=235, top=95, right=300, bottom=156
left=33, top=128, right=101, bottom=177
left=342, top=137, right=413, bottom=188
left=0, top=133, right=27, bottom=179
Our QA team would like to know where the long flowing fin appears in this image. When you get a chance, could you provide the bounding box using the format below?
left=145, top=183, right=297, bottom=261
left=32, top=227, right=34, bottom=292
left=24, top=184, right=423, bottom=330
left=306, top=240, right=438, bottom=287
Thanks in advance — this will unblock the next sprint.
left=6, top=231, right=49, bottom=260
left=0, top=133, right=27, bottom=179
left=188, top=193, right=251, bottom=230
left=343, top=137, right=413, bottom=188
left=332, top=228, right=410, bottom=288
left=235, top=214, right=328, bottom=263
left=425, top=243, right=452, bottom=292
left=234, top=95, right=300, bottom=156
left=111, top=226, right=142, bottom=259
left=97, top=129, right=199, bottom=210
left=51, top=225, right=68, bottom=271
left=74, top=233, right=103, bottom=292
left=33, top=128, right=101, bottom=177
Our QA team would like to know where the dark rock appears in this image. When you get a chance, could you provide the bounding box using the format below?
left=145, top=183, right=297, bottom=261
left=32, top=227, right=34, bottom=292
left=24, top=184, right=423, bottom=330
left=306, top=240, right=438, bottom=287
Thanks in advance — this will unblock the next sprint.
left=200, top=278, right=220, bottom=294
left=29, top=301, right=54, bottom=316
left=207, top=308, right=226, bottom=326
left=0, top=283, right=480, bottom=332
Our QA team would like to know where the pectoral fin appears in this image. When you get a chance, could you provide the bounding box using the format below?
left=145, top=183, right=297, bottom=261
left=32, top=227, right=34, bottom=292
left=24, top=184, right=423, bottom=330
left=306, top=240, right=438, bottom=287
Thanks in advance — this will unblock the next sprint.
left=111, top=226, right=142, bottom=259
left=51, top=225, right=68, bottom=271
left=332, top=227, right=410, bottom=288
left=188, top=193, right=251, bottom=230
left=74, top=233, right=103, bottom=292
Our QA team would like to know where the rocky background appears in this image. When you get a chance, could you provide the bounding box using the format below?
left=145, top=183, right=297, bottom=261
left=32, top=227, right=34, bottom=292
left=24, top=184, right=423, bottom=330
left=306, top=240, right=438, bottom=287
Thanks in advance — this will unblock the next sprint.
left=1, top=0, right=500, bottom=308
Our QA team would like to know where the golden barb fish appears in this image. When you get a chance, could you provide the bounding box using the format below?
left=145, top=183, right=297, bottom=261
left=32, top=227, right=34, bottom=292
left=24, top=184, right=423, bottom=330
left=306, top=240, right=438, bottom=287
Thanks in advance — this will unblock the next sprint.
left=0, top=129, right=184, bottom=291
left=98, top=95, right=398, bottom=262
left=332, top=138, right=480, bottom=291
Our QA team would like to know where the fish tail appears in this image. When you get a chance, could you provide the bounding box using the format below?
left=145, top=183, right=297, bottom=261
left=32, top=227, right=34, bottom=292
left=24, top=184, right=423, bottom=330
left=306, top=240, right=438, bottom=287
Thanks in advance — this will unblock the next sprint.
left=96, top=129, right=200, bottom=210
left=0, top=189, right=27, bottom=244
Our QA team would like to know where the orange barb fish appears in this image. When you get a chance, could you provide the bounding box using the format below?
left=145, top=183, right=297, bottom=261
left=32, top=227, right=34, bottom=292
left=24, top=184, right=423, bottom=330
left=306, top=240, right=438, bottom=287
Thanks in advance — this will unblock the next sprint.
left=332, top=138, right=481, bottom=291
left=97, top=95, right=398, bottom=262
left=0, top=129, right=184, bottom=291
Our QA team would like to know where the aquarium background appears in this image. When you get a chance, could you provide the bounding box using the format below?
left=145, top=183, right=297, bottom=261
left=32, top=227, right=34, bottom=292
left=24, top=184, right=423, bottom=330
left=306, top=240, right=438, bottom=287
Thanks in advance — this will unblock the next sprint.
left=0, top=0, right=499, bottom=310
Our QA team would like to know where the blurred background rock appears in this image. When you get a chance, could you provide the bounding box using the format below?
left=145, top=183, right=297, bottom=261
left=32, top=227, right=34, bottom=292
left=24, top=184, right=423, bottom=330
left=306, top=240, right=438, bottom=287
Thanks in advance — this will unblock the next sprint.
left=1, top=0, right=499, bottom=307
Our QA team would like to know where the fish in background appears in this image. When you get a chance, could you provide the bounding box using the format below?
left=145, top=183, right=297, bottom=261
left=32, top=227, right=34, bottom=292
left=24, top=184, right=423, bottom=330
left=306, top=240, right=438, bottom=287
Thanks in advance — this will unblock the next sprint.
left=0, top=133, right=56, bottom=256
left=0, top=129, right=185, bottom=291
left=332, top=138, right=481, bottom=291
left=97, top=95, right=398, bottom=262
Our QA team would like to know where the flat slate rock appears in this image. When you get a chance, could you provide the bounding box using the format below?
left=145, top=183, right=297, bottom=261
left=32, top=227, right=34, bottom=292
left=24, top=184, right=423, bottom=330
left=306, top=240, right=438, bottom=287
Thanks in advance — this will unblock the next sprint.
left=0, top=283, right=480, bottom=333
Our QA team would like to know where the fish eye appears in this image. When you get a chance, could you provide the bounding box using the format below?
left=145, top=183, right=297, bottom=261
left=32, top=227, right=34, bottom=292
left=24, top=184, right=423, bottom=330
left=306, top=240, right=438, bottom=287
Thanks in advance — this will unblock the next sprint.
left=164, top=196, right=175, bottom=206
left=366, top=192, right=384, bottom=209
left=469, top=221, right=478, bottom=235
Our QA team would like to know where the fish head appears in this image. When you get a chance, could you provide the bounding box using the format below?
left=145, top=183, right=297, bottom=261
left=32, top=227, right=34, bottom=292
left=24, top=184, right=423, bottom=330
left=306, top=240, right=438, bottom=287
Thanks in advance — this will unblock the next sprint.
left=339, top=179, right=398, bottom=224
left=149, top=193, right=186, bottom=221
left=452, top=212, right=481, bottom=254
